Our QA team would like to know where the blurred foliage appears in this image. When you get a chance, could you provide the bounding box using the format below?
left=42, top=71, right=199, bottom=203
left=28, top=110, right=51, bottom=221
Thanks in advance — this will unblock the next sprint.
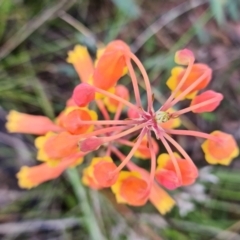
left=0, top=0, right=240, bottom=239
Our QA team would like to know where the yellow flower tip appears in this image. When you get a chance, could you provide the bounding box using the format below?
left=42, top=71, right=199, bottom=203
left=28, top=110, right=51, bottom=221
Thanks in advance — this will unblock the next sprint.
left=69, top=157, right=84, bottom=168
left=201, top=131, right=239, bottom=166
left=158, top=194, right=176, bottom=215
left=35, top=132, right=56, bottom=163
left=16, top=166, right=37, bottom=189
left=175, top=49, right=194, bottom=65
left=157, top=152, right=180, bottom=169
left=82, top=166, right=102, bottom=190
left=150, top=184, right=175, bottom=215
left=66, top=45, right=89, bottom=64
left=6, top=111, right=60, bottom=135
left=67, top=45, right=94, bottom=83
left=5, top=110, right=24, bottom=133
left=166, top=67, right=183, bottom=92
left=111, top=171, right=149, bottom=205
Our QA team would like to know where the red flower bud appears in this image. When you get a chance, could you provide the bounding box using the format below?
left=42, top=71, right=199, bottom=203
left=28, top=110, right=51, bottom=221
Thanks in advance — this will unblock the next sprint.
left=78, top=137, right=102, bottom=152
left=72, top=83, right=95, bottom=107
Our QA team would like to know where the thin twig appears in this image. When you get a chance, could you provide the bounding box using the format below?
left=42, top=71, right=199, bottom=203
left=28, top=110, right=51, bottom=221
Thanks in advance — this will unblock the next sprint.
left=58, top=11, right=104, bottom=48
left=131, top=0, right=209, bottom=52
left=0, top=218, right=80, bottom=235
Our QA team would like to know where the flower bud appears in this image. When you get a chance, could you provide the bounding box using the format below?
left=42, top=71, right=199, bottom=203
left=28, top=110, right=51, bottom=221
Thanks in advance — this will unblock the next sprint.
left=78, top=137, right=102, bottom=152
left=72, top=83, right=95, bottom=107
left=175, top=49, right=194, bottom=65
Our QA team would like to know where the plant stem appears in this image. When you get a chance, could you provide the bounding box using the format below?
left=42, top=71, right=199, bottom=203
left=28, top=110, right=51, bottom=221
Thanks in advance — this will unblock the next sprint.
left=66, top=168, right=105, bottom=240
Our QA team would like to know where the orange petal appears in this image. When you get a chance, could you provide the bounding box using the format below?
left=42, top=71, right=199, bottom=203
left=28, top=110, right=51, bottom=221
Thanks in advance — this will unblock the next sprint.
left=111, top=171, right=149, bottom=206
left=149, top=183, right=175, bottom=215
left=166, top=64, right=212, bottom=99
left=16, top=156, right=76, bottom=189
left=63, top=108, right=97, bottom=134
left=134, top=136, right=159, bottom=160
left=83, top=156, right=114, bottom=189
left=93, top=161, right=118, bottom=187
left=92, top=40, right=130, bottom=90
left=104, top=85, right=130, bottom=113
left=201, top=131, right=239, bottom=165
left=155, top=169, right=181, bottom=190
left=82, top=166, right=102, bottom=190
left=125, top=161, right=176, bottom=214
left=190, top=90, right=223, bottom=113
left=119, top=175, right=149, bottom=206
left=156, top=153, right=198, bottom=189
left=67, top=45, right=94, bottom=83
left=36, top=132, right=79, bottom=163
left=6, top=110, right=62, bottom=135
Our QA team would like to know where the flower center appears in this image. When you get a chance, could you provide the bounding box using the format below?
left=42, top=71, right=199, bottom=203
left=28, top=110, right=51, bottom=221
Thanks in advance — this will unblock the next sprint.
left=154, top=110, right=170, bottom=124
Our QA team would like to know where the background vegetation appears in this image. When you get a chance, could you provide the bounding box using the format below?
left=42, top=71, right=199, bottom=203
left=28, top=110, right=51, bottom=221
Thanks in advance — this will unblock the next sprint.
left=0, top=0, right=240, bottom=239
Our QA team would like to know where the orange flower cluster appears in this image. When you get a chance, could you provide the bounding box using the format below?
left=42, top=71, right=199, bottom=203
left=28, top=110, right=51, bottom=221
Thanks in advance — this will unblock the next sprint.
left=6, top=41, right=239, bottom=215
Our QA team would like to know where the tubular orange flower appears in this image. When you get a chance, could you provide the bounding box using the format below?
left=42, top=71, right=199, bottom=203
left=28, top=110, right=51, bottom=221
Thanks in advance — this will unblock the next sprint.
left=17, top=153, right=84, bottom=189
left=111, top=148, right=175, bottom=214
left=71, top=45, right=238, bottom=204
left=155, top=153, right=198, bottom=190
left=62, top=108, right=97, bottom=135
left=190, top=90, right=223, bottom=113
left=35, top=131, right=79, bottom=165
left=6, top=110, right=62, bottom=135
left=87, top=156, right=118, bottom=187
left=111, top=171, right=149, bottom=206
left=201, top=131, right=239, bottom=165
left=166, top=64, right=212, bottom=100
left=67, top=45, right=94, bottom=83
left=104, top=85, right=130, bottom=113
left=8, top=40, right=239, bottom=217
left=92, top=40, right=130, bottom=90
left=82, top=166, right=103, bottom=190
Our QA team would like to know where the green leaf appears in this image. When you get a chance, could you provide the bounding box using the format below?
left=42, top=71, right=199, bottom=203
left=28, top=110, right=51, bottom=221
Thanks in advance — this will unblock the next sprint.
left=0, top=0, right=13, bottom=39
left=200, top=112, right=217, bottom=122
left=209, top=0, right=226, bottom=26
left=111, top=0, right=140, bottom=19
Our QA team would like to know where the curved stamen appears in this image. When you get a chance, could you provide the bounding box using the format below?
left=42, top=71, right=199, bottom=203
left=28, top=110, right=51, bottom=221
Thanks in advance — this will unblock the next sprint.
left=102, top=122, right=149, bottom=143
left=96, top=99, right=110, bottom=120
left=92, top=85, right=142, bottom=113
left=124, top=51, right=153, bottom=111
left=163, top=132, right=196, bottom=169
left=159, top=135, right=182, bottom=185
left=161, top=58, right=194, bottom=111
left=112, top=128, right=147, bottom=174
left=114, top=103, right=124, bottom=121
left=125, top=57, right=142, bottom=108
left=165, top=129, right=219, bottom=142
left=172, top=96, right=222, bottom=117
left=77, top=120, right=140, bottom=125
left=147, top=131, right=157, bottom=189
left=166, top=70, right=211, bottom=109
left=77, top=126, right=127, bottom=139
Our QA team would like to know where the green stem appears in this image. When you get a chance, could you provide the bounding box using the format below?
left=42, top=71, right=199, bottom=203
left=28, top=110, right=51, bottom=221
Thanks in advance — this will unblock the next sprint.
left=66, top=168, right=105, bottom=240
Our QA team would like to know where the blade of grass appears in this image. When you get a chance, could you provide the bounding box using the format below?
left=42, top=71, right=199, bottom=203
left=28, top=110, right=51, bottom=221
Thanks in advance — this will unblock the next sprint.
left=131, top=0, right=209, bottom=52
left=0, top=0, right=76, bottom=60
left=66, top=168, right=105, bottom=240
